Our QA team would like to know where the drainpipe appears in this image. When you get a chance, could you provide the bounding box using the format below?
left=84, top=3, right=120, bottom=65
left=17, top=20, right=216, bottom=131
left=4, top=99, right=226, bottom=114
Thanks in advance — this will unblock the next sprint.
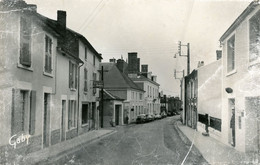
left=77, top=62, right=84, bottom=135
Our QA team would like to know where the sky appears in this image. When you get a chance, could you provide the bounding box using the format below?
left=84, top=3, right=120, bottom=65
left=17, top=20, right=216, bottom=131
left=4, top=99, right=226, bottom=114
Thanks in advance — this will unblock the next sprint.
left=25, top=0, right=252, bottom=96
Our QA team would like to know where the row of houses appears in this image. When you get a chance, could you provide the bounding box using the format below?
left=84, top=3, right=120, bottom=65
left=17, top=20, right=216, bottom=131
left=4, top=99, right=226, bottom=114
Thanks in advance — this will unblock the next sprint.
left=0, top=0, right=162, bottom=162
left=183, top=0, right=260, bottom=155
left=101, top=53, right=161, bottom=127
left=0, top=1, right=103, bottom=162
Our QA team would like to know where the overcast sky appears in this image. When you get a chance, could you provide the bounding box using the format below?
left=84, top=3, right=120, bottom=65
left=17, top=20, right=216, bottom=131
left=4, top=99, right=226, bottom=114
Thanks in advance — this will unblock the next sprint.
left=26, top=0, right=251, bottom=96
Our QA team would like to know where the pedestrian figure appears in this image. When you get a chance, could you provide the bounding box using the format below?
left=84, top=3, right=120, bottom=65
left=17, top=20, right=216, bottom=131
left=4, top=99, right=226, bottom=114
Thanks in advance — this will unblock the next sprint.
left=230, top=107, right=235, bottom=147
left=126, top=115, right=129, bottom=124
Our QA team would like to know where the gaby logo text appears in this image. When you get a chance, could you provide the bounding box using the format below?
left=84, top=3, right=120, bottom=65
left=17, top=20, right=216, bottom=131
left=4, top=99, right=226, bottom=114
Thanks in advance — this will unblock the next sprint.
left=9, top=134, right=31, bottom=149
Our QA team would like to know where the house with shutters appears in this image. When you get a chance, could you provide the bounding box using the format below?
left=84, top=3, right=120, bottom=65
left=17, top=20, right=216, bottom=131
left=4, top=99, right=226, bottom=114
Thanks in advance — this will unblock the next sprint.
left=100, top=60, right=145, bottom=124
left=130, top=65, right=160, bottom=116
left=0, top=0, right=102, bottom=163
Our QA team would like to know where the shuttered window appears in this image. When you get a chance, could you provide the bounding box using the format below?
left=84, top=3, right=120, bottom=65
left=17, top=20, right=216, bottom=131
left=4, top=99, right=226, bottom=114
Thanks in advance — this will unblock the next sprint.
left=44, top=35, right=52, bottom=73
left=84, top=68, right=88, bottom=92
left=20, top=17, right=31, bottom=67
left=68, top=100, right=76, bottom=130
left=11, top=89, right=36, bottom=136
left=93, top=73, right=96, bottom=95
left=69, top=61, right=78, bottom=89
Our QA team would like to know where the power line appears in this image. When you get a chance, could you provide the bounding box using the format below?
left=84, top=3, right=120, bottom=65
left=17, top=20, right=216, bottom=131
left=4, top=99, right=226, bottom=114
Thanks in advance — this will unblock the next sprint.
left=79, top=0, right=109, bottom=32
left=78, top=0, right=105, bottom=32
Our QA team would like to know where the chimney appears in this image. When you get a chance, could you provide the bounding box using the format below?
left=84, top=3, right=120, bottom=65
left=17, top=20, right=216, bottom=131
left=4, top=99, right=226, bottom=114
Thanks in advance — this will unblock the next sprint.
left=57, top=10, right=66, bottom=29
left=109, top=58, right=116, bottom=63
left=116, top=59, right=128, bottom=73
left=128, top=52, right=138, bottom=74
left=141, top=65, right=148, bottom=77
left=216, top=50, right=222, bottom=60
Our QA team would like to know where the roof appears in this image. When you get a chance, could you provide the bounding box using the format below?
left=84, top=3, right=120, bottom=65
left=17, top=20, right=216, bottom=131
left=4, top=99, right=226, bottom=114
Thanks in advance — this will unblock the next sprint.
left=67, top=29, right=102, bottom=59
left=219, top=1, right=259, bottom=41
left=130, top=75, right=160, bottom=86
left=103, top=89, right=124, bottom=100
left=0, top=0, right=102, bottom=60
left=100, top=63, right=145, bottom=92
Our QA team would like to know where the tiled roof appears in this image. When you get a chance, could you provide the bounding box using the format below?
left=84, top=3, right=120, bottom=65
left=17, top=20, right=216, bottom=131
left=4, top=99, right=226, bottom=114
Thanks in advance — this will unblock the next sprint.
left=100, top=63, right=144, bottom=92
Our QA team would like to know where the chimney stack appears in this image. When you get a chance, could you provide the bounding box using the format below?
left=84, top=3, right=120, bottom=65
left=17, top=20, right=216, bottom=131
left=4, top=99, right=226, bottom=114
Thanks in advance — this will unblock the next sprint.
left=57, top=10, right=66, bottom=29
left=216, top=50, right=222, bottom=60
left=109, top=58, right=116, bottom=63
left=116, top=59, right=128, bottom=73
left=141, top=64, right=148, bottom=77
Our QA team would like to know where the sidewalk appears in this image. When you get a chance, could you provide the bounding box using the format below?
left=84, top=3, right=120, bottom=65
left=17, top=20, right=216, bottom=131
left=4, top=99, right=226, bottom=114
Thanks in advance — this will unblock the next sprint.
left=20, top=129, right=116, bottom=165
left=176, top=121, right=258, bottom=165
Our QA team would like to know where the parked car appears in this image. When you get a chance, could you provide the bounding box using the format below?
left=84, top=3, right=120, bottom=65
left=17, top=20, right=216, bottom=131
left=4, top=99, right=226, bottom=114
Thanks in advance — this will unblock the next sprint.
left=167, top=112, right=173, bottom=116
left=161, top=112, right=167, bottom=118
left=136, top=114, right=146, bottom=124
left=145, top=114, right=154, bottom=122
left=154, top=114, right=162, bottom=120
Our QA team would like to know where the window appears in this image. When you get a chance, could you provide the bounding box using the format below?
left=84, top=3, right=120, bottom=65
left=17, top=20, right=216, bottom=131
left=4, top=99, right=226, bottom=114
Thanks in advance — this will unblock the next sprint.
left=249, top=11, right=260, bottom=62
left=93, top=55, right=96, bottom=66
left=85, top=47, right=88, bottom=60
left=93, top=73, right=97, bottom=95
left=11, top=90, right=36, bottom=135
left=84, top=68, right=88, bottom=92
left=150, top=86, right=152, bottom=97
left=44, top=35, right=52, bottom=73
left=69, top=61, right=78, bottom=89
left=20, top=17, right=31, bottom=67
left=227, top=35, right=235, bottom=72
left=139, top=93, right=142, bottom=100
left=147, top=86, right=149, bottom=97
left=68, top=100, right=77, bottom=129
left=82, top=104, right=89, bottom=125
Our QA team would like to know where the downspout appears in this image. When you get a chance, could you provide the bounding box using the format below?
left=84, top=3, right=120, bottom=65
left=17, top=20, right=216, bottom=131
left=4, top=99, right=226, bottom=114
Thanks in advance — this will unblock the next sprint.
left=77, top=62, right=84, bottom=135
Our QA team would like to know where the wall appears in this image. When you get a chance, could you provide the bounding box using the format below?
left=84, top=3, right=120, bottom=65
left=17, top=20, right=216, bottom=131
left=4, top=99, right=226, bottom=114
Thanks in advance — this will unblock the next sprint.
left=197, top=60, right=222, bottom=138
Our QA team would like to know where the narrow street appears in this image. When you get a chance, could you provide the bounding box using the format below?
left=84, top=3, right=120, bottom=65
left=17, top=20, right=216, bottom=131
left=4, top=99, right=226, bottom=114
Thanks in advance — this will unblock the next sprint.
left=50, top=116, right=208, bottom=165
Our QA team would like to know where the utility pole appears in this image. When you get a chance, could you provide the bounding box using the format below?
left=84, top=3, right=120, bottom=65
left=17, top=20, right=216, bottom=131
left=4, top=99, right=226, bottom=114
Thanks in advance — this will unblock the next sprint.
left=174, top=41, right=191, bottom=125
left=101, top=66, right=104, bottom=128
left=174, top=69, right=184, bottom=101
left=177, top=41, right=190, bottom=75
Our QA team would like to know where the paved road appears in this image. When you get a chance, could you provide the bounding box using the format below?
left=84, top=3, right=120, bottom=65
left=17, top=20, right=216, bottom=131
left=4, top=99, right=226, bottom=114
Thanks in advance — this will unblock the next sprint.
left=52, top=116, right=208, bottom=165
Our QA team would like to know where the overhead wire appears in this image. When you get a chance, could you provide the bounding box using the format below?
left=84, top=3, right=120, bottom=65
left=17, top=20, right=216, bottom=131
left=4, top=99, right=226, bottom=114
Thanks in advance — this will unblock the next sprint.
left=78, top=0, right=105, bottom=32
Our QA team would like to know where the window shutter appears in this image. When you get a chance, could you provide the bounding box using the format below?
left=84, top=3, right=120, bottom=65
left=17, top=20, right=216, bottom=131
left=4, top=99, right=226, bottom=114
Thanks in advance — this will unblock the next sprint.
left=11, top=89, right=21, bottom=136
left=29, top=90, right=36, bottom=135
left=11, top=88, right=15, bottom=136
left=49, top=55, right=52, bottom=72
left=20, top=18, right=31, bottom=67
left=68, top=101, right=71, bottom=129
left=75, top=65, right=78, bottom=89
left=69, top=61, right=72, bottom=88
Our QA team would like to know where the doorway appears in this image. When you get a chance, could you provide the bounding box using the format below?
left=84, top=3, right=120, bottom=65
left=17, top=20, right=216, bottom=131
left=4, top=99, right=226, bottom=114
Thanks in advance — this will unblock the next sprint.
left=61, top=100, right=66, bottom=141
left=228, top=98, right=235, bottom=146
left=43, top=93, right=50, bottom=148
left=115, top=105, right=121, bottom=125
